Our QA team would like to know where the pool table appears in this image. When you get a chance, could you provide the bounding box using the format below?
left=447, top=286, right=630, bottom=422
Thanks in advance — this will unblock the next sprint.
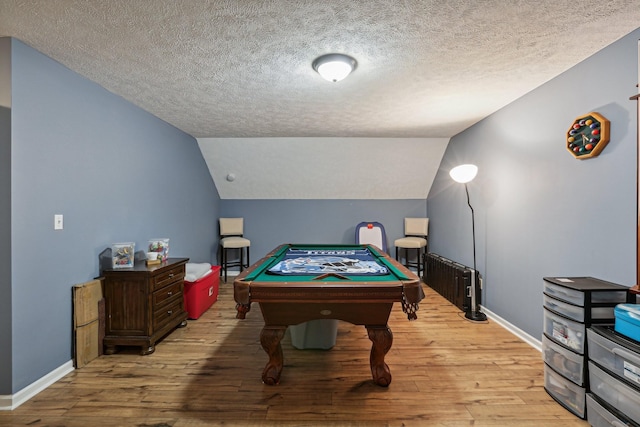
left=233, top=243, right=425, bottom=387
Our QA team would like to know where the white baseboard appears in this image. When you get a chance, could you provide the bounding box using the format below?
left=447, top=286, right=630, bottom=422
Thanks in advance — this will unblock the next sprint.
left=0, top=360, right=74, bottom=410
left=480, top=305, right=542, bottom=352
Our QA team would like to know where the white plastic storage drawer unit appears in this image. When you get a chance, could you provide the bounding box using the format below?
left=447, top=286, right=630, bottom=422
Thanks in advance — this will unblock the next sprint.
left=588, top=325, right=640, bottom=388
left=589, top=361, right=640, bottom=424
left=542, top=334, right=585, bottom=385
left=586, top=393, right=639, bottom=427
left=544, top=363, right=586, bottom=418
left=542, top=276, right=632, bottom=420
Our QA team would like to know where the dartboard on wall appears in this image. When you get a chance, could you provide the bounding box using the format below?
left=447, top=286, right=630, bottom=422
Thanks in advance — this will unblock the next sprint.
left=566, top=112, right=610, bottom=159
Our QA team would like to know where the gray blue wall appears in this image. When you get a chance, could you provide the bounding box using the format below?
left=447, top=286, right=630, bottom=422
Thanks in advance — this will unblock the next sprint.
left=0, top=37, right=12, bottom=395
left=220, top=199, right=427, bottom=261
left=5, top=38, right=220, bottom=394
left=428, top=29, right=640, bottom=339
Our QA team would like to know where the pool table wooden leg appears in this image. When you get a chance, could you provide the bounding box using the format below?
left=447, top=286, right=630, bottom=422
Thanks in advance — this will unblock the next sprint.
left=366, top=325, right=393, bottom=387
left=260, top=326, right=286, bottom=385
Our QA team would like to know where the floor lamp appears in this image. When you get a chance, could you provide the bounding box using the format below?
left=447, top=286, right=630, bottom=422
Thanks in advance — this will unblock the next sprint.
left=449, top=164, right=487, bottom=322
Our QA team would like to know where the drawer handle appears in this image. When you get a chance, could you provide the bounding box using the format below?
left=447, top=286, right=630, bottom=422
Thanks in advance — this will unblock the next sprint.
left=169, top=273, right=174, bottom=278
left=167, top=291, right=173, bottom=296
left=612, top=347, right=640, bottom=366
left=167, top=310, right=173, bottom=316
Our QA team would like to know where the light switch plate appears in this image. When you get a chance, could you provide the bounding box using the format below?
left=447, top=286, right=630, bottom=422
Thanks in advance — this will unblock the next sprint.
left=54, top=214, right=63, bottom=230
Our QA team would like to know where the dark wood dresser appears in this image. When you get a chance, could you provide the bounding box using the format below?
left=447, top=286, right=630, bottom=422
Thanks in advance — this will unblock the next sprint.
left=102, top=257, right=189, bottom=355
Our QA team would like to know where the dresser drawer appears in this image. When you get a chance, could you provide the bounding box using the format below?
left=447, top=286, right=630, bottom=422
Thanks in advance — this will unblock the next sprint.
left=153, top=298, right=184, bottom=330
left=544, top=282, right=585, bottom=306
left=544, top=363, right=585, bottom=418
left=153, top=265, right=185, bottom=290
left=543, top=280, right=628, bottom=306
left=589, top=361, right=640, bottom=424
left=544, top=294, right=585, bottom=322
left=544, top=308, right=586, bottom=354
left=542, top=334, right=584, bottom=385
left=586, top=393, right=639, bottom=427
left=543, top=294, right=615, bottom=323
left=588, top=326, right=640, bottom=388
left=153, top=281, right=183, bottom=307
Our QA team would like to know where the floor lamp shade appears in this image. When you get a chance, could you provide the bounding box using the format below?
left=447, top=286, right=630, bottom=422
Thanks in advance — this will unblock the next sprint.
left=449, top=164, right=478, bottom=184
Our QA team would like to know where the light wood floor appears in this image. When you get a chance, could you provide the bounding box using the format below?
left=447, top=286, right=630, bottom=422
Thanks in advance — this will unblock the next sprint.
left=0, top=280, right=588, bottom=427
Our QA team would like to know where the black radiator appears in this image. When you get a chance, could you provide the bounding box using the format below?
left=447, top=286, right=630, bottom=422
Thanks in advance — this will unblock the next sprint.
left=424, top=253, right=480, bottom=311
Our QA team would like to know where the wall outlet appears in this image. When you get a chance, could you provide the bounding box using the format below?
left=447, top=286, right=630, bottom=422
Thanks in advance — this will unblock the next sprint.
left=54, top=214, right=63, bottom=230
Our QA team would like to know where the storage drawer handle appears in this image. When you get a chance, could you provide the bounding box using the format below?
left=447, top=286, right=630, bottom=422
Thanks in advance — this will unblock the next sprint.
left=167, top=310, right=173, bottom=316
left=169, top=273, right=174, bottom=278
left=167, top=291, right=173, bottom=296
left=612, top=346, right=640, bottom=366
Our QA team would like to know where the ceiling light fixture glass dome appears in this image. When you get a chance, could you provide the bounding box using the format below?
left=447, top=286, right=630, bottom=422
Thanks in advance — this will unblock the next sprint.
left=312, top=53, right=357, bottom=82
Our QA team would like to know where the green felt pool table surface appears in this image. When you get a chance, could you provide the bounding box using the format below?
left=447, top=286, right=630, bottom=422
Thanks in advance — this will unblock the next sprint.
left=239, top=243, right=413, bottom=283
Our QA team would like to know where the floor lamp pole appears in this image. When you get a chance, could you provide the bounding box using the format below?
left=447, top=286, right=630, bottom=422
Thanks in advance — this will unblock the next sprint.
left=464, top=183, right=487, bottom=322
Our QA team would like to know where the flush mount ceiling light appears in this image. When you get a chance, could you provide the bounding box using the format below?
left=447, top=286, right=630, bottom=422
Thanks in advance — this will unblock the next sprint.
left=312, top=53, right=357, bottom=82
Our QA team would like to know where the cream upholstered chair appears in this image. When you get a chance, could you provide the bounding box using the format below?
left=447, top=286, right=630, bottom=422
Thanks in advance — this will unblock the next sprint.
left=394, top=218, right=428, bottom=277
left=219, top=218, right=250, bottom=283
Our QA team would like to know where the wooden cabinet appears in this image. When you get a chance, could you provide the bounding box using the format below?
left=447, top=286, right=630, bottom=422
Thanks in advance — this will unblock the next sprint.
left=102, top=258, right=189, bottom=355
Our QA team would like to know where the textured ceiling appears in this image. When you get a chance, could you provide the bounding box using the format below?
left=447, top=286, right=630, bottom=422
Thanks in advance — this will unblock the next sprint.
left=2, top=0, right=640, bottom=139
left=2, top=1, right=640, bottom=200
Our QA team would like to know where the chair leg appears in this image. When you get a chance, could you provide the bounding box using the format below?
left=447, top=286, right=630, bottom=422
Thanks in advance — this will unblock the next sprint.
left=406, top=249, right=413, bottom=271
left=398, top=248, right=423, bottom=275
left=222, top=247, right=227, bottom=283
left=219, top=246, right=250, bottom=282
left=218, top=245, right=223, bottom=276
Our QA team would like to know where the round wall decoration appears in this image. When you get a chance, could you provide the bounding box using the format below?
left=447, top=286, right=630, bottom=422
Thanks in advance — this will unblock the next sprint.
left=566, top=112, right=610, bottom=159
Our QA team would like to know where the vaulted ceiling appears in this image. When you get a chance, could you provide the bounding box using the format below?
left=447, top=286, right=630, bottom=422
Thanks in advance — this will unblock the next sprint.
left=2, top=1, right=639, bottom=198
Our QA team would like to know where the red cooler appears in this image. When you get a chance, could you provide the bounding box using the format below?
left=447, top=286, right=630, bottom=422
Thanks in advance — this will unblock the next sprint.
left=184, top=265, right=220, bottom=319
